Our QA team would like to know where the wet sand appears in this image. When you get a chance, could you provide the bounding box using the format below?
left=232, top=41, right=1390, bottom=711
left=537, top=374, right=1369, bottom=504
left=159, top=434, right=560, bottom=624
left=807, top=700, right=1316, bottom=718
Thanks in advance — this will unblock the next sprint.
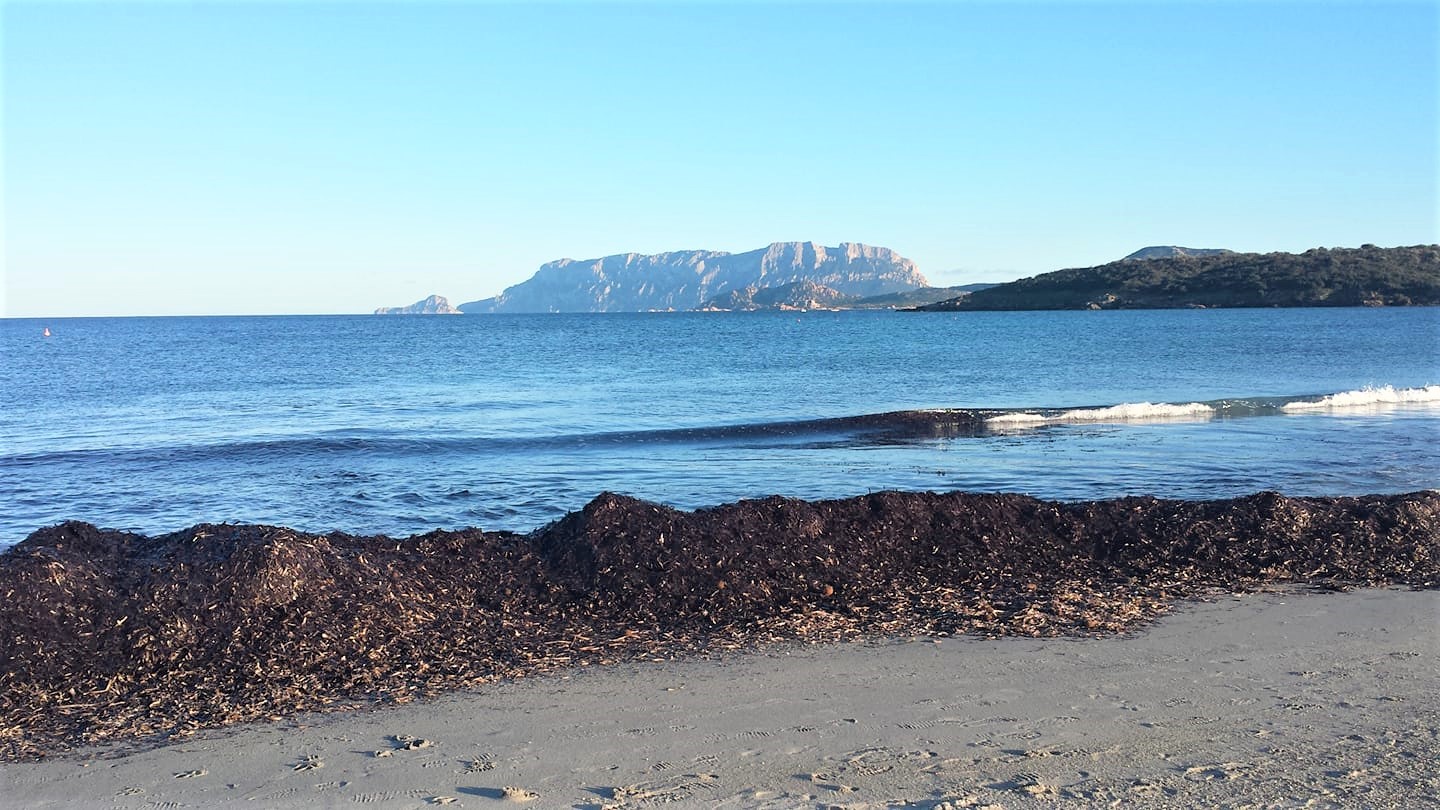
left=5, top=586, right=1436, bottom=809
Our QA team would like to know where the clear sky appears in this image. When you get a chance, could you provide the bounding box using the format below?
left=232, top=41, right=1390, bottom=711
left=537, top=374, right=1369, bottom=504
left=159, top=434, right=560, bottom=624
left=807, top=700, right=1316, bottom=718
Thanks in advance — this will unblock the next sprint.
left=3, top=1, right=1436, bottom=317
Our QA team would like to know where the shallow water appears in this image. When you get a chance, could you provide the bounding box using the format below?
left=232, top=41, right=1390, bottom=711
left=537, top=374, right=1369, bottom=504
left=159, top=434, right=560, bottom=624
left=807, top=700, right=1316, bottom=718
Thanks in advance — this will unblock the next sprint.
left=1, top=308, right=1436, bottom=544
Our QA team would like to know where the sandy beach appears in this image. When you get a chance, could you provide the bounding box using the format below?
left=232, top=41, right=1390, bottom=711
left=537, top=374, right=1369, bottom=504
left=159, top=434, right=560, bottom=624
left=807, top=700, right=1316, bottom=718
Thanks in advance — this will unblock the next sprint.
left=5, top=586, right=1435, bottom=809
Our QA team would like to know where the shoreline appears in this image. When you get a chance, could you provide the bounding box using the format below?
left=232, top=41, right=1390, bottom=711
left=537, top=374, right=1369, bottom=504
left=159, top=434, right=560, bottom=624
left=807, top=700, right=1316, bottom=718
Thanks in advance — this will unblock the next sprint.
left=5, top=586, right=1436, bottom=808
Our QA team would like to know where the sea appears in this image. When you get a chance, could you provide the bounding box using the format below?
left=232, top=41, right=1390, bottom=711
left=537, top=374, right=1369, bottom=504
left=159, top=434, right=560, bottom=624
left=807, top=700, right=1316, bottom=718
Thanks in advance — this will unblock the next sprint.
left=1, top=308, right=1437, bottom=548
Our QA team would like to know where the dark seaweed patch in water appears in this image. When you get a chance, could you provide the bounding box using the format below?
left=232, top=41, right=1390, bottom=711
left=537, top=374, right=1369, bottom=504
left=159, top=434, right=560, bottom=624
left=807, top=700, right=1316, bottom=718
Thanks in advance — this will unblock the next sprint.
left=1, top=490, right=1437, bottom=761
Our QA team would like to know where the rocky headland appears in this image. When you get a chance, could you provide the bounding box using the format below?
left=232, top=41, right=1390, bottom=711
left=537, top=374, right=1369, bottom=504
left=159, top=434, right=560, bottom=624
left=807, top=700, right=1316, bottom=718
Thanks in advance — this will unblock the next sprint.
left=916, top=244, right=1440, bottom=311
left=373, top=295, right=463, bottom=315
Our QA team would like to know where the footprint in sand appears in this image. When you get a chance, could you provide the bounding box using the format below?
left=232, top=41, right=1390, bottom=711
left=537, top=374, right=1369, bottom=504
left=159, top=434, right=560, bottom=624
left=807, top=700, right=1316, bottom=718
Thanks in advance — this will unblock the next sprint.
left=932, top=797, right=991, bottom=810
left=1183, top=761, right=1248, bottom=781
left=1128, top=777, right=1174, bottom=796
left=352, top=788, right=431, bottom=803
left=1001, top=771, right=1058, bottom=798
left=458, top=755, right=495, bottom=774
left=896, top=718, right=962, bottom=730
left=803, top=773, right=856, bottom=794
left=609, top=773, right=719, bottom=804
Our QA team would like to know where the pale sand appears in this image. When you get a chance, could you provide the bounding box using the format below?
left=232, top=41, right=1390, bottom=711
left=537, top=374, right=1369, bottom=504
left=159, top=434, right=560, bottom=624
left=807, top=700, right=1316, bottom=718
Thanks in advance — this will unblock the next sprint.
left=4, top=588, right=1436, bottom=809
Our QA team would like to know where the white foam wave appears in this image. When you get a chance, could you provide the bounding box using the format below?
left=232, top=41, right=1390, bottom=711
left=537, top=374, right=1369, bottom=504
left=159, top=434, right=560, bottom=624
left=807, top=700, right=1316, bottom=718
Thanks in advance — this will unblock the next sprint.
left=1280, top=385, right=1440, bottom=412
left=987, top=401, right=1216, bottom=426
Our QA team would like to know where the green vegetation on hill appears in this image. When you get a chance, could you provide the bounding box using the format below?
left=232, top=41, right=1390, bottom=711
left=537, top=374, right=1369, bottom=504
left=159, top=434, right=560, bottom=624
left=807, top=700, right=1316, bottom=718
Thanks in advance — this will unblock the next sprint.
left=847, top=284, right=998, bottom=309
left=697, top=280, right=855, bottom=310
left=916, top=245, right=1440, bottom=311
left=695, top=283, right=1001, bottom=311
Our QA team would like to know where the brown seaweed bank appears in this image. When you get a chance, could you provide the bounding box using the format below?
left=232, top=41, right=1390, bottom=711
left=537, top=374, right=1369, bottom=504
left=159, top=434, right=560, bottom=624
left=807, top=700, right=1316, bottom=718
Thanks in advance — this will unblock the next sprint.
left=2, top=490, right=1437, bottom=761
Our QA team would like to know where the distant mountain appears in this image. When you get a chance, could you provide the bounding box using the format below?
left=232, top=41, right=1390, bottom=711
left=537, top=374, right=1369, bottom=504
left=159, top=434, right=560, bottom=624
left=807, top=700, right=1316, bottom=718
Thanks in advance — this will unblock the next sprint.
left=914, top=245, right=1440, bottom=311
left=374, top=295, right=463, bottom=315
left=459, top=242, right=928, bottom=313
left=1124, top=246, right=1233, bottom=261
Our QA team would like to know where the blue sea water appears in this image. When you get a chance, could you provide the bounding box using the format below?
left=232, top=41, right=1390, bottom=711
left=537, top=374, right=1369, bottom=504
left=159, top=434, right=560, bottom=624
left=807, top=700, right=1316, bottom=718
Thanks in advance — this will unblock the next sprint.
left=1, top=308, right=1437, bottom=546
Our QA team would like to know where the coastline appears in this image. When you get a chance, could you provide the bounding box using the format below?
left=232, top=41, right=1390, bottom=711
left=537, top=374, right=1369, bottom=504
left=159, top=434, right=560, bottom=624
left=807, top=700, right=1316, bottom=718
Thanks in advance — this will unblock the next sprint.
left=5, top=587, right=1436, bottom=808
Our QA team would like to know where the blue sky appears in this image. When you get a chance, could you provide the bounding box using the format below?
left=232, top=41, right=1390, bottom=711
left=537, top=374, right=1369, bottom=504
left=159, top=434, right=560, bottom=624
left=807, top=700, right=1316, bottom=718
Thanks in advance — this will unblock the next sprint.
left=3, top=1, right=1436, bottom=317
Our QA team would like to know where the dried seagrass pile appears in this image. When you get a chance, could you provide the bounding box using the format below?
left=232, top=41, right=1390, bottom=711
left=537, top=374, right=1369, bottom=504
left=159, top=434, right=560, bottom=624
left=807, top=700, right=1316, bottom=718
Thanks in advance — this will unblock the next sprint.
left=2, top=490, right=1437, bottom=761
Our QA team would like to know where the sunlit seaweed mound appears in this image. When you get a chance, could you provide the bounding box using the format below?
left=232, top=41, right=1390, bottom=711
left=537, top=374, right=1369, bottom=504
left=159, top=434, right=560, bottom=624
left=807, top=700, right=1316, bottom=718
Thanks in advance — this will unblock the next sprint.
left=2, top=490, right=1437, bottom=761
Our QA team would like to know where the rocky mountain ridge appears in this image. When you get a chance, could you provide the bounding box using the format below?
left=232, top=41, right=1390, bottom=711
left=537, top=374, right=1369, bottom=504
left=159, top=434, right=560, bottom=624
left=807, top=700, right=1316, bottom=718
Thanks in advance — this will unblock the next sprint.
left=458, top=241, right=927, bottom=313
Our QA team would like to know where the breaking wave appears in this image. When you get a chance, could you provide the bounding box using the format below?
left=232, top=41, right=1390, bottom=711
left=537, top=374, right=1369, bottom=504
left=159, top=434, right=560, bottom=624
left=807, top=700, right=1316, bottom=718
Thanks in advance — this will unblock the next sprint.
left=985, top=401, right=1216, bottom=426
left=1280, top=385, right=1440, bottom=412
left=986, top=385, right=1439, bottom=430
